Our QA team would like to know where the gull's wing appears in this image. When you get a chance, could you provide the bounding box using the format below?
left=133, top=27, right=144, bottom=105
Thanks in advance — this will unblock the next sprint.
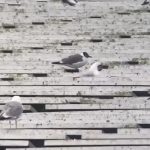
left=0, top=101, right=23, bottom=119
left=62, top=54, right=83, bottom=64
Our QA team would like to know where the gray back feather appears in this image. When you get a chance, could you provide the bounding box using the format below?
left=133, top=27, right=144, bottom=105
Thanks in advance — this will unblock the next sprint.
left=2, top=101, right=23, bottom=118
left=62, top=54, right=83, bottom=64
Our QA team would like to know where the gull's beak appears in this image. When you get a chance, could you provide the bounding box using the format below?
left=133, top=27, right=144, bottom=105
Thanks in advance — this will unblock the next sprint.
left=89, top=55, right=92, bottom=58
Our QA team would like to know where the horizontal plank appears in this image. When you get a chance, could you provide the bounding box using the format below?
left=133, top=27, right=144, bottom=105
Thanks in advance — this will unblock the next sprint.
left=0, top=65, right=150, bottom=76
left=0, top=39, right=150, bottom=54
left=0, top=48, right=150, bottom=55
left=0, top=140, right=28, bottom=146
left=44, top=139, right=150, bottom=146
left=0, top=20, right=150, bottom=37
left=0, top=97, right=149, bottom=110
left=0, top=68, right=149, bottom=77
left=1, top=129, right=150, bottom=140
left=1, top=56, right=147, bottom=66
left=0, top=3, right=149, bottom=23
left=45, top=102, right=149, bottom=110
left=0, top=129, right=101, bottom=139
left=0, top=65, right=148, bottom=74
left=118, top=128, right=150, bottom=134
left=0, top=96, right=149, bottom=104
left=0, top=36, right=149, bottom=50
left=0, top=110, right=150, bottom=128
left=6, top=146, right=150, bottom=150
left=0, top=53, right=149, bottom=62
left=0, top=86, right=149, bottom=96
left=0, top=77, right=149, bottom=86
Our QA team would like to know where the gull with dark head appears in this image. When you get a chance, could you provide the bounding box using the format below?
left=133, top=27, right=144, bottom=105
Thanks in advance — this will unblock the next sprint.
left=62, top=0, right=78, bottom=6
left=0, top=96, right=23, bottom=128
left=52, top=52, right=92, bottom=72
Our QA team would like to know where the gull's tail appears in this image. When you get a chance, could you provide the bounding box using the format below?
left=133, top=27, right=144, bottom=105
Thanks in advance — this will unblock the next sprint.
left=0, top=116, right=6, bottom=120
left=0, top=115, right=9, bottom=120
left=0, top=113, right=11, bottom=120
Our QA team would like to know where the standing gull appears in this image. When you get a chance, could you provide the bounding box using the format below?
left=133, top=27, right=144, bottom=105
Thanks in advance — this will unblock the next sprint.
left=52, top=52, right=92, bottom=72
left=141, top=0, right=149, bottom=5
left=62, top=0, right=78, bottom=6
left=0, top=96, right=23, bottom=128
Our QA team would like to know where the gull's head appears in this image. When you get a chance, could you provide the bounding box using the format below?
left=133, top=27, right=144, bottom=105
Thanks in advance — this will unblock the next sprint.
left=82, top=52, right=92, bottom=58
left=12, top=96, right=21, bottom=102
left=97, top=64, right=103, bottom=71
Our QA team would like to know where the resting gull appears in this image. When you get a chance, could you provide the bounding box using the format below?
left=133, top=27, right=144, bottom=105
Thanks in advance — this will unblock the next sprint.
left=73, top=62, right=108, bottom=79
left=0, top=96, right=23, bottom=128
left=73, top=62, right=104, bottom=79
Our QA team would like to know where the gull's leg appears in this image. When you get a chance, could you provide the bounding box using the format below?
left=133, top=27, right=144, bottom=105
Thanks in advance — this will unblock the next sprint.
left=9, top=120, right=11, bottom=128
left=15, top=120, right=17, bottom=129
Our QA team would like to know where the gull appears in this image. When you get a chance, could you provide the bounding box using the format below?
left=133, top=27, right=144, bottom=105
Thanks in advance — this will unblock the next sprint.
left=52, top=52, right=92, bottom=72
left=62, top=0, right=78, bottom=6
left=0, top=96, right=23, bottom=128
left=141, top=0, right=149, bottom=5
left=73, top=62, right=104, bottom=79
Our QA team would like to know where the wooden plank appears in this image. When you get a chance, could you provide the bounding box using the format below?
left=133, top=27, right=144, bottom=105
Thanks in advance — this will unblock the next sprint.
left=0, top=10, right=149, bottom=32
left=0, top=85, right=149, bottom=96
left=0, top=38, right=150, bottom=53
left=0, top=70, right=149, bottom=79
left=1, top=48, right=150, bottom=55
left=0, top=36, right=149, bottom=50
left=0, top=53, right=150, bottom=62
left=0, top=97, right=149, bottom=110
left=118, top=128, right=150, bottom=134
left=0, top=66, right=149, bottom=75
left=6, top=146, right=150, bottom=150
left=0, top=23, right=150, bottom=40
left=0, top=76, right=149, bottom=86
left=45, top=102, right=149, bottom=110
left=0, top=75, right=150, bottom=85
left=1, top=1, right=148, bottom=19
left=0, top=140, right=29, bottom=146
left=0, top=64, right=148, bottom=74
left=0, top=129, right=101, bottom=139
left=44, top=139, right=150, bottom=146
left=1, top=129, right=150, bottom=140
left=0, top=110, right=150, bottom=128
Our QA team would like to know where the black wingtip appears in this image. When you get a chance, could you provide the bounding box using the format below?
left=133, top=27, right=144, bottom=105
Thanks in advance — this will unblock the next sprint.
left=62, top=0, right=77, bottom=6
left=0, top=116, right=7, bottom=120
left=52, top=61, right=61, bottom=64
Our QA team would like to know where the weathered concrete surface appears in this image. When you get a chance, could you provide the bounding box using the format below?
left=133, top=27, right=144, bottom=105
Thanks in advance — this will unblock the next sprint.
left=0, top=0, right=149, bottom=149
